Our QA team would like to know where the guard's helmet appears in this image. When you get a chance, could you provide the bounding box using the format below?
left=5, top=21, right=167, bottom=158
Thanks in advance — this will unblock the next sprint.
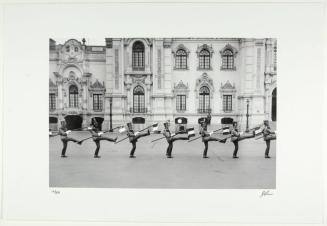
left=233, top=121, right=238, bottom=127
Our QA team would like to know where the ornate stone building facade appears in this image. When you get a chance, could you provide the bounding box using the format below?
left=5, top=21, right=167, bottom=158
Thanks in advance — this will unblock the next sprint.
left=49, top=38, right=277, bottom=130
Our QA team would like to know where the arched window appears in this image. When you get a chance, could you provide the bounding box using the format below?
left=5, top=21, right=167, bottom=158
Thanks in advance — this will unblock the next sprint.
left=66, top=45, right=70, bottom=52
left=175, top=49, right=187, bottom=69
left=199, top=49, right=210, bottom=69
left=69, top=85, right=79, bottom=108
left=199, top=86, right=210, bottom=113
left=132, top=41, right=145, bottom=70
left=222, top=49, right=234, bottom=69
left=133, top=86, right=145, bottom=113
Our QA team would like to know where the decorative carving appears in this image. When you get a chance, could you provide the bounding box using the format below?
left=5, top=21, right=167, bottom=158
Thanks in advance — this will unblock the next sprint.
left=219, top=80, right=236, bottom=98
left=89, top=79, right=106, bottom=97
left=172, top=44, right=190, bottom=56
left=219, top=44, right=238, bottom=57
left=60, top=39, right=84, bottom=63
left=195, top=73, right=214, bottom=92
left=132, top=75, right=146, bottom=84
left=196, top=44, right=214, bottom=57
left=173, top=80, right=190, bottom=97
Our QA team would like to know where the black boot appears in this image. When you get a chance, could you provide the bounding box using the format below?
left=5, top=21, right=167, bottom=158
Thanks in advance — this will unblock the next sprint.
left=265, top=155, right=271, bottom=158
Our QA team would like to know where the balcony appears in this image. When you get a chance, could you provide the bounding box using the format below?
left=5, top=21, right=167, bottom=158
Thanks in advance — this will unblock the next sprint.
left=130, top=107, right=147, bottom=114
left=197, top=108, right=211, bottom=114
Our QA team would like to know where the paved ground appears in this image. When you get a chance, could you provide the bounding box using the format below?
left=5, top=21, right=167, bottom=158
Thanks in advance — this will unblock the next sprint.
left=49, top=125, right=276, bottom=189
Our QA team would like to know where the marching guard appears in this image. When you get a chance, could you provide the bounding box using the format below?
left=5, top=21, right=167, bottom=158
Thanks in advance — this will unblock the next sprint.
left=163, top=121, right=189, bottom=158
left=262, top=120, right=276, bottom=158
left=230, top=121, right=256, bottom=158
left=126, top=122, right=150, bottom=158
left=58, top=120, right=81, bottom=158
left=200, top=119, right=226, bottom=158
left=88, top=118, right=118, bottom=158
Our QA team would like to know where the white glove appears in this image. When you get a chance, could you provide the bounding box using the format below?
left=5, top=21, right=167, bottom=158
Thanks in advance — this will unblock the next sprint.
left=98, top=132, right=104, bottom=136
left=135, top=131, right=140, bottom=136
left=209, top=131, right=213, bottom=136
left=49, top=131, right=52, bottom=135
left=239, top=132, right=244, bottom=136
left=171, top=133, right=175, bottom=136
left=88, top=127, right=92, bottom=130
left=66, top=130, right=71, bottom=134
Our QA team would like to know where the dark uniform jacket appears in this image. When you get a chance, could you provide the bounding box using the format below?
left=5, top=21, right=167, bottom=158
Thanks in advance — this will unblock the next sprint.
left=59, top=127, right=69, bottom=139
left=230, top=127, right=240, bottom=142
left=127, top=130, right=137, bottom=142
left=163, top=129, right=174, bottom=142
left=199, top=127, right=211, bottom=142
left=262, top=125, right=274, bottom=141
left=88, top=126, right=101, bottom=141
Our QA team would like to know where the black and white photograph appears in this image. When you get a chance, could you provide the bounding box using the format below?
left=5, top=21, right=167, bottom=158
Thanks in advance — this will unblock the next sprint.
left=49, top=37, right=277, bottom=189
left=2, top=1, right=326, bottom=225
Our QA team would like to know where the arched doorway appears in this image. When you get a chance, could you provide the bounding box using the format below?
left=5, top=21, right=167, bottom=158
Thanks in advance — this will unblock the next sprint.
left=65, top=115, right=83, bottom=130
left=91, top=117, right=104, bottom=130
left=271, top=88, right=277, bottom=121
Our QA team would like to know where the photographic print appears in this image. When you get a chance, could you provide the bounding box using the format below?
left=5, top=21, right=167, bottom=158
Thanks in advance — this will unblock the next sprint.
left=49, top=37, right=277, bottom=189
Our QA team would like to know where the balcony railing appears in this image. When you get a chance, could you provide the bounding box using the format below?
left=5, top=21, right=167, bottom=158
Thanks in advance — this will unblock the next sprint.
left=197, top=108, right=211, bottom=114
left=130, top=107, right=147, bottom=113
left=132, top=66, right=145, bottom=71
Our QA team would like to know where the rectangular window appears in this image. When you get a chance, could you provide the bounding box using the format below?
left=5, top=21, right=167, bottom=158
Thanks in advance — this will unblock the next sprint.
left=223, top=95, right=232, bottom=112
left=93, top=94, right=103, bottom=111
left=49, top=93, right=56, bottom=110
left=176, top=95, right=186, bottom=111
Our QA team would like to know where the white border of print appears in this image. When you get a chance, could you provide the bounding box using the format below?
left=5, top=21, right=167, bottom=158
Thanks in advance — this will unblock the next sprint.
left=1, top=0, right=326, bottom=225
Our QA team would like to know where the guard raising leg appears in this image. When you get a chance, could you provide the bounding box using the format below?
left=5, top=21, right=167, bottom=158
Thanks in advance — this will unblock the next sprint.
left=59, top=120, right=81, bottom=158
left=126, top=122, right=150, bottom=158
left=89, top=119, right=118, bottom=158
left=200, top=120, right=226, bottom=158
left=163, top=121, right=189, bottom=158
left=230, top=121, right=255, bottom=158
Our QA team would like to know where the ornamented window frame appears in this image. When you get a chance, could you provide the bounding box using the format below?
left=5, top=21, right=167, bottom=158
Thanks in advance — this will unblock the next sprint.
left=219, top=44, right=238, bottom=71
left=172, top=44, right=190, bottom=70
left=89, top=79, right=106, bottom=112
left=219, top=80, right=237, bottom=113
left=196, top=44, right=214, bottom=71
left=173, top=80, right=190, bottom=112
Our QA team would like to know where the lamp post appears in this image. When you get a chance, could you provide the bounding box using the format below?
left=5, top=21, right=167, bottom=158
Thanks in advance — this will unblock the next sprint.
left=246, top=99, right=250, bottom=132
left=109, top=96, right=113, bottom=132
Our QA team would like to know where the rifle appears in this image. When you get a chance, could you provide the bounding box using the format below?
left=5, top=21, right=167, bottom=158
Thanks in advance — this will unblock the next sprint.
left=77, top=125, right=123, bottom=143
left=49, top=127, right=89, bottom=137
left=224, top=124, right=263, bottom=140
left=115, top=123, right=158, bottom=144
left=149, top=130, right=184, bottom=143
left=187, top=127, right=226, bottom=143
